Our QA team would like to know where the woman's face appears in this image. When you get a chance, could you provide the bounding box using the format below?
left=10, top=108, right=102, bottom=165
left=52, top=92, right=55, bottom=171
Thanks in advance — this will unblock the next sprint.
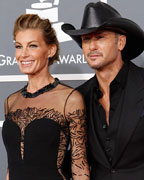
left=15, top=29, right=53, bottom=76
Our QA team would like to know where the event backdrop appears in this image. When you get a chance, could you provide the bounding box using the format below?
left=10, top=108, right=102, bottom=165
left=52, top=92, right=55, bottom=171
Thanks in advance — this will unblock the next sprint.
left=0, top=0, right=144, bottom=179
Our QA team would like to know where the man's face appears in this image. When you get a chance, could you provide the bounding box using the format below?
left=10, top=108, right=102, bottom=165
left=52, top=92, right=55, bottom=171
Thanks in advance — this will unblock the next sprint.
left=81, top=30, right=126, bottom=71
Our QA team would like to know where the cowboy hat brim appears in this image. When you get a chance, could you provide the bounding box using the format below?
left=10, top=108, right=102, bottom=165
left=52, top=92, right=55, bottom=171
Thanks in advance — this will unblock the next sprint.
left=62, top=17, right=144, bottom=60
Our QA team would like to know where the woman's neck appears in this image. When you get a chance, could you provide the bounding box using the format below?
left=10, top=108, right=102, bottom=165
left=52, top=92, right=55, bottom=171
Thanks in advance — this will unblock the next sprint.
left=27, top=72, right=54, bottom=93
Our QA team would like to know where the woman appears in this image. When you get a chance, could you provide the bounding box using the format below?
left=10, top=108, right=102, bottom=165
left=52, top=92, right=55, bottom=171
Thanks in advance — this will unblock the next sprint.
left=2, top=14, right=90, bottom=180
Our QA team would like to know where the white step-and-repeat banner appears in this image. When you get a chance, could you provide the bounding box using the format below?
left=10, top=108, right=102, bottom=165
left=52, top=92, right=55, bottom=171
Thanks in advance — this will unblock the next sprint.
left=0, top=0, right=144, bottom=179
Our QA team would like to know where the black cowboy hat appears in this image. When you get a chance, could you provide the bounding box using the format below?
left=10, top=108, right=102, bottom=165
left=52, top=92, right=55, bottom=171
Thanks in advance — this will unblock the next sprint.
left=62, top=2, right=144, bottom=60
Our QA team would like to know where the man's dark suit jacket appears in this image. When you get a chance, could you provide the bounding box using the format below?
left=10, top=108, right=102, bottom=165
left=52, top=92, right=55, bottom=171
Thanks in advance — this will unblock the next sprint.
left=77, top=62, right=144, bottom=180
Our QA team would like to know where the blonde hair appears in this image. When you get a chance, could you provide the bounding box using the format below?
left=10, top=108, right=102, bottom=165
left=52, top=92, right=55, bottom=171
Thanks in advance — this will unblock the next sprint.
left=13, top=14, right=60, bottom=65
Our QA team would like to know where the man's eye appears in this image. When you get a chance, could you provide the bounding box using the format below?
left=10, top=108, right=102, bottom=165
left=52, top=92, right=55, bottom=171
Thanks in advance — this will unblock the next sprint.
left=82, top=37, right=90, bottom=41
left=96, top=36, right=104, bottom=39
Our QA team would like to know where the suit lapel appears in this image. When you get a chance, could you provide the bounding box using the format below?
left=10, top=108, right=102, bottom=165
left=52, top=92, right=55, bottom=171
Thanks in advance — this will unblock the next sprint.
left=112, top=63, right=144, bottom=166
left=83, top=76, right=110, bottom=167
left=88, top=85, right=110, bottom=167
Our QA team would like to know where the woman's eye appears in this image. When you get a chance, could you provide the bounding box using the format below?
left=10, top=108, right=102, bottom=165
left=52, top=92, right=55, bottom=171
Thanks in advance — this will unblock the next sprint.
left=15, top=45, right=22, bottom=49
left=29, top=44, right=38, bottom=48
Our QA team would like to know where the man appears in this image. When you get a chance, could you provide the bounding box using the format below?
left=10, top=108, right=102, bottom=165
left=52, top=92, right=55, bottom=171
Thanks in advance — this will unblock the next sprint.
left=62, top=2, right=144, bottom=180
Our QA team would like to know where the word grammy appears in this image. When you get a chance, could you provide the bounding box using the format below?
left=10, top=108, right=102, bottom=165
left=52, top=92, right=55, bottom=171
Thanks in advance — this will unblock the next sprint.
left=0, top=55, right=17, bottom=66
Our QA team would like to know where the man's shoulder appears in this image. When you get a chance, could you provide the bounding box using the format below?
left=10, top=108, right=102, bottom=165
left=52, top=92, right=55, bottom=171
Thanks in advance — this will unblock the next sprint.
left=130, top=61, right=144, bottom=76
left=76, top=75, right=96, bottom=96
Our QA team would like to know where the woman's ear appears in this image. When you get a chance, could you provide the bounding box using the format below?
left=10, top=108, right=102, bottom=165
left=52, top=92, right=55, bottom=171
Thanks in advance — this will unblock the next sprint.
left=48, top=44, right=57, bottom=58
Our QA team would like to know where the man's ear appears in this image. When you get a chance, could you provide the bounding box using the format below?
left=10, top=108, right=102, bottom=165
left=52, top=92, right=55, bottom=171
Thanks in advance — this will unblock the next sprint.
left=118, top=35, right=126, bottom=51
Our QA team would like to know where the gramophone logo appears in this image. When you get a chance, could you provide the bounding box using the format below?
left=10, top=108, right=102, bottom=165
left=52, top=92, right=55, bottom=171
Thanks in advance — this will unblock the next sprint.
left=26, top=0, right=72, bottom=43
left=100, top=0, right=107, bottom=3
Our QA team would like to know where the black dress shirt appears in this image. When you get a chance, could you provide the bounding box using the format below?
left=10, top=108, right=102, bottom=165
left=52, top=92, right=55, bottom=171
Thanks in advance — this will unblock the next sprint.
left=94, top=61, right=129, bottom=164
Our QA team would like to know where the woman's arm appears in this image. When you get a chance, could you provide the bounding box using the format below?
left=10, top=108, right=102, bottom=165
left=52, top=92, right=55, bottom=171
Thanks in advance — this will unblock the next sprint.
left=6, top=169, right=9, bottom=180
left=65, top=90, right=90, bottom=180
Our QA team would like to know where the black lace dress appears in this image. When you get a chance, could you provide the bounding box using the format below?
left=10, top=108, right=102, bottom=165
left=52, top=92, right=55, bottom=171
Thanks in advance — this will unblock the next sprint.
left=2, top=79, right=88, bottom=180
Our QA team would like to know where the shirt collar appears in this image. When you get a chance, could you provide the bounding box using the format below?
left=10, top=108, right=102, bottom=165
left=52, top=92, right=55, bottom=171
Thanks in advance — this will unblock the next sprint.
left=114, top=61, right=129, bottom=89
left=94, top=61, right=129, bottom=96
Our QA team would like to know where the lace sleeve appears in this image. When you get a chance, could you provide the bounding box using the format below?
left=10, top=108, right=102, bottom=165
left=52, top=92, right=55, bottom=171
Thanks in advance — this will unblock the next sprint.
left=65, top=90, right=90, bottom=180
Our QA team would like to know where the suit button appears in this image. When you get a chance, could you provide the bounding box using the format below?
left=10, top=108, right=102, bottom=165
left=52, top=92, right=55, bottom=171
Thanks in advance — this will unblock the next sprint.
left=98, top=102, right=102, bottom=106
left=105, top=148, right=111, bottom=152
left=106, top=137, right=110, bottom=141
left=108, top=157, right=112, bottom=162
left=111, top=169, right=116, bottom=173
left=102, top=124, right=107, bottom=129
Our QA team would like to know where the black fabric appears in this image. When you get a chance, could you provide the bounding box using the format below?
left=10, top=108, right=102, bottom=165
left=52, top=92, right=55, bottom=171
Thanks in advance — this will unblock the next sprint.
left=94, top=62, right=129, bottom=163
left=4, top=118, right=63, bottom=180
left=76, top=61, right=144, bottom=180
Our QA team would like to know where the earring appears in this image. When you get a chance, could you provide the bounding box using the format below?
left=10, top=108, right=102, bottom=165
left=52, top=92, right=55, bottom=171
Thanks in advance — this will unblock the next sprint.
left=48, top=57, right=52, bottom=61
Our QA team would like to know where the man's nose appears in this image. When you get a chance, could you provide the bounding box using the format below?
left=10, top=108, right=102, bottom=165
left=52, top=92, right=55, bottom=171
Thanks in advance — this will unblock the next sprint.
left=89, top=39, right=98, bottom=50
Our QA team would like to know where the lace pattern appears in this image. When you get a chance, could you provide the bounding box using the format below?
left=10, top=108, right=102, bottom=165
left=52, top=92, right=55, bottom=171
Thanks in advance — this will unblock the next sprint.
left=66, top=109, right=89, bottom=179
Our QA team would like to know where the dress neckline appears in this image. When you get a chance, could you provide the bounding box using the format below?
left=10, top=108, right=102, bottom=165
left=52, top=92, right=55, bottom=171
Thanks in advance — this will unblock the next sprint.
left=21, top=78, right=60, bottom=98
